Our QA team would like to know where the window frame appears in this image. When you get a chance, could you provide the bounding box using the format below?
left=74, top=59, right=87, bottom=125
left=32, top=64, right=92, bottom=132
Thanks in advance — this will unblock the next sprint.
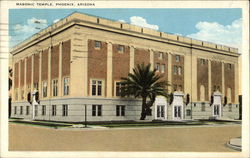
left=52, top=79, right=58, bottom=97
left=201, top=103, right=206, bottom=112
left=20, top=106, right=23, bottom=115
left=161, top=64, right=165, bottom=73
left=91, top=79, right=104, bottom=97
left=115, top=81, right=124, bottom=97
left=52, top=105, right=57, bottom=116
left=92, top=105, right=102, bottom=116
left=42, top=81, right=48, bottom=98
left=63, top=77, right=70, bottom=96
left=116, top=105, right=126, bottom=116
left=118, top=45, right=125, bottom=53
left=62, top=104, right=68, bottom=116
left=158, top=52, right=163, bottom=60
left=26, top=106, right=29, bottom=115
left=42, top=105, right=46, bottom=116
left=175, top=55, right=180, bottom=62
left=94, top=41, right=102, bottom=49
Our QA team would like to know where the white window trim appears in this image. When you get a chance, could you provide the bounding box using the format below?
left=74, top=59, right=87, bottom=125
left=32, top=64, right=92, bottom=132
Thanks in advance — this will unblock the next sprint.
left=90, top=78, right=105, bottom=97
left=63, top=76, right=70, bottom=96
left=52, top=79, right=59, bottom=97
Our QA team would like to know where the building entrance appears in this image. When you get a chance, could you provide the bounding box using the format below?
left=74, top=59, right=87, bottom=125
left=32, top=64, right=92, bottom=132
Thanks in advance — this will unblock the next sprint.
left=212, top=91, right=222, bottom=118
left=154, top=96, right=167, bottom=120
left=172, top=92, right=184, bottom=120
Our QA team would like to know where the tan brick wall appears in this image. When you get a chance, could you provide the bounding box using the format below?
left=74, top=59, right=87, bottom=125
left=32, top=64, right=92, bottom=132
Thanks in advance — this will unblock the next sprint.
left=20, top=59, right=25, bottom=87
left=154, top=52, right=168, bottom=81
left=134, top=48, right=150, bottom=67
left=88, top=40, right=107, bottom=96
left=172, top=54, right=184, bottom=92
left=224, top=63, right=235, bottom=102
left=51, top=45, right=59, bottom=79
left=26, top=56, right=32, bottom=85
left=14, top=62, right=19, bottom=88
left=41, top=50, right=48, bottom=81
left=211, top=61, right=222, bottom=92
left=112, top=44, right=130, bottom=96
left=62, top=40, right=71, bottom=77
left=197, top=58, right=209, bottom=101
left=33, top=53, right=40, bottom=84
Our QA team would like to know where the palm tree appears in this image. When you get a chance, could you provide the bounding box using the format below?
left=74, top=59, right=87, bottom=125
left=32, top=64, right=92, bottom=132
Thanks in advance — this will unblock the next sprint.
left=121, top=63, right=169, bottom=120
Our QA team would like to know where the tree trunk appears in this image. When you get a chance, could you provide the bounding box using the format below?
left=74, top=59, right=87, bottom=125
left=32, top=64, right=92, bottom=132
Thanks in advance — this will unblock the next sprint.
left=140, top=97, right=147, bottom=120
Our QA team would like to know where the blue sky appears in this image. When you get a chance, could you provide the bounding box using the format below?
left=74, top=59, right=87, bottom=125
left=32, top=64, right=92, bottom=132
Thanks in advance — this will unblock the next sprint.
left=9, top=9, right=242, bottom=51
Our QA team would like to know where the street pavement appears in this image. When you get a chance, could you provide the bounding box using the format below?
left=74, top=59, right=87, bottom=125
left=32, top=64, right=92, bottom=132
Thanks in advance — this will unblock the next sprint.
left=9, top=123, right=241, bottom=152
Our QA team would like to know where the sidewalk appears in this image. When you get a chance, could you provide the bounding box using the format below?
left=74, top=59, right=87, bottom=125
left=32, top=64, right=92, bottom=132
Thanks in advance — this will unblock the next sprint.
left=227, top=137, right=242, bottom=151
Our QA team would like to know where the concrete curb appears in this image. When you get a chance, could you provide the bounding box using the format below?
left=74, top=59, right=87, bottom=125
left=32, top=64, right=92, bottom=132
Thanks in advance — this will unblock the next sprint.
left=226, top=138, right=242, bottom=151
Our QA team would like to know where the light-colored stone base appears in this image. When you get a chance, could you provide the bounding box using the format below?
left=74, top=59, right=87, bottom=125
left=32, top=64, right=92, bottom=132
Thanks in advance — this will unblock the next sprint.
left=11, top=98, right=240, bottom=122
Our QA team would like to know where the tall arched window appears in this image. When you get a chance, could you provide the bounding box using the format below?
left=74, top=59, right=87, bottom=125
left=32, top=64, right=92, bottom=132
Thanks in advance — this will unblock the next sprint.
left=227, top=88, right=232, bottom=103
left=200, top=85, right=205, bottom=101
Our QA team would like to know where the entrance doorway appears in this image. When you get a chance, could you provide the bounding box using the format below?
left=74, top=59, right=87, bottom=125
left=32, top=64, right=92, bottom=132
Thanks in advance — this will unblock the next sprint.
left=212, top=91, right=222, bottom=118
left=172, top=92, right=184, bottom=120
left=213, top=104, right=220, bottom=116
left=154, top=96, right=167, bottom=120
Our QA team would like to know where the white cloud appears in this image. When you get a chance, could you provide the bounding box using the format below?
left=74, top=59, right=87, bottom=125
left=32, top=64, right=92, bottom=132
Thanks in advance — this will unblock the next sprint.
left=53, top=19, right=60, bottom=23
left=130, top=16, right=159, bottom=30
left=11, top=17, right=48, bottom=48
left=118, top=19, right=126, bottom=23
left=187, top=18, right=242, bottom=52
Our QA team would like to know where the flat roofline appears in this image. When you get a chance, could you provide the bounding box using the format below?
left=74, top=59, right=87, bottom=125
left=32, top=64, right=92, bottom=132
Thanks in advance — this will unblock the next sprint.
left=10, top=12, right=239, bottom=54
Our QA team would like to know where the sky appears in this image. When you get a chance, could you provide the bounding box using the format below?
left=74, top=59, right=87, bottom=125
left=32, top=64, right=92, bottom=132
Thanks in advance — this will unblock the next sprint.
left=9, top=9, right=242, bottom=52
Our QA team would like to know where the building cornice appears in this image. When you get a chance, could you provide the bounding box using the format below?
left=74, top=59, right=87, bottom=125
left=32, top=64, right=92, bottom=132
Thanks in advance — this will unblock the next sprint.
left=10, top=12, right=240, bottom=58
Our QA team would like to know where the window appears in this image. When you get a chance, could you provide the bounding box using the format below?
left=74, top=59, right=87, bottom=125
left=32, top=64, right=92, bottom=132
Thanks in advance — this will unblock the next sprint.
left=158, top=52, right=163, bottom=60
left=63, top=77, right=70, bottom=95
left=94, top=41, right=101, bottom=49
left=92, top=105, right=102, bottom=116
left=228, top=63, right=232, bottom=69
left=116, top=105, right=125, bottom=116
left=173, top=84, right=177, bottom=91
left=15, top=90, right=18, bottom=100
left=201, top=103, right=206, bottom=112
left=178, top=85, right=183, bottom=91
left=118, top=45, right=125, bottom=53
left=178, top=66, right=182, bottom=75
left=186, top=109, right=191, bottom=116
left=173, top=65, right=178, bottom=75
left=41, top=105, right=46, bottom=115
left=21, top=89, right=24, bottom=100
left=14, top=106, right=17, bottom=115
left=52, top=105, right=57, bottom=116
left=34, top=82, right=39, bottom=90
left=92, top=80, right=103, bottom=96
left=176, top=55, right=180, bottom=62
left=200, top=59, right=206, bottom=65
left=62, top=104, right=68, bottom=116
left=161, top=64, right=165, bottom=73
left=20, top=106, right=23, bottom=115
left=52, top=79, right=58, bottom=97
left=229, top=104, right=232, bottom=112
left=156, top=63, right=160, bottom=72
left=35, top=105, right=38, bottom=116
left=115, top=82, right=124, bottom=96
left=42, top=81, right=47, bottom=97
left=26, top=106, right=29, bottom=115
